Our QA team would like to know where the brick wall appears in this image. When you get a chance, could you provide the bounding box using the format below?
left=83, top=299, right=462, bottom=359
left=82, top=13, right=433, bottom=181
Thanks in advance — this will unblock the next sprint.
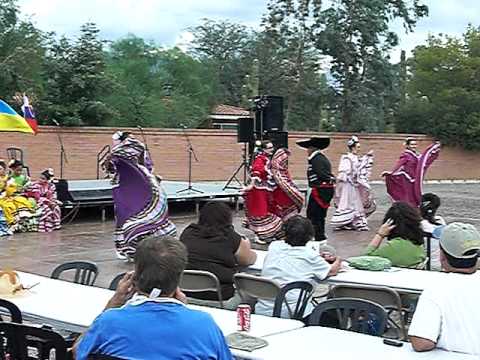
left=0, top=126, right=478, bottom=181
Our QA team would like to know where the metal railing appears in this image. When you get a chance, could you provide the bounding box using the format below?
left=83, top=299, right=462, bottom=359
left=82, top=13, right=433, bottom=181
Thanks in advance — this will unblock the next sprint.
left=96, top=145, right=111, bottom=179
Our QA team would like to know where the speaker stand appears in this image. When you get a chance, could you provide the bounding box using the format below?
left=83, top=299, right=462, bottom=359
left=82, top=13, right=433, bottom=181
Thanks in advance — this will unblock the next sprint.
left=223, top=143, right=249, bottom=190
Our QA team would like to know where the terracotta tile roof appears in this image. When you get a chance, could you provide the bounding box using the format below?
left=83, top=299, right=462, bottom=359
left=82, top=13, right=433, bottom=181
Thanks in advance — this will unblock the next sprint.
left=212, top=104, right=250, bottom=116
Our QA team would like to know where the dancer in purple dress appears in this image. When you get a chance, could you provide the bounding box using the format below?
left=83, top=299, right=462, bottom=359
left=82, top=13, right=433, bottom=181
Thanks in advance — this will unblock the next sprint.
left=104, top=131, right=176, bottom=260
left=382, top=137, right=441, bottom=208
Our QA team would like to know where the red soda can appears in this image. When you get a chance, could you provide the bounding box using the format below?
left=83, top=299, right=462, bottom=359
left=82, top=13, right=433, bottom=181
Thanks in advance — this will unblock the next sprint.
left=237, top=304, right=251, bottom=332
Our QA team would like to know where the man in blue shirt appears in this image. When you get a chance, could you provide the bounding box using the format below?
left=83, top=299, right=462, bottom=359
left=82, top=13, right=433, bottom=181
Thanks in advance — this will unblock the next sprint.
left=75, top=236, right=233, bottom=360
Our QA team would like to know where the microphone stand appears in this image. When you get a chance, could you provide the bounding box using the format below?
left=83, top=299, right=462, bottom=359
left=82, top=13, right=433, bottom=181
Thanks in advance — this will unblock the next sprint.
left=53, top=120, right=68, bottom=178
left=137, top=125, right=149, bottom=151
left=177, top=127, right=203, bottom=194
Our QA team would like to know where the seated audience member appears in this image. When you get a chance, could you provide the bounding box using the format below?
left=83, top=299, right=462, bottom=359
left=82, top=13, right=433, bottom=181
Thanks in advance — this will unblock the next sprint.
left=255, top=215, right=341, bottom=318
left=365, top=202, right=426, bottom=268
left=0, top=161, right=38, bottom=233
left=8, top=160, right=30, bottom=193
left=25, top=169, right=62, bottom=232
left=420, top=193, right=446, bottom=271
left=75, top=236, right=232, bottom=360
left=409, top=223, right=480, bottom=355
left=180, top=202, right=256, bottom=309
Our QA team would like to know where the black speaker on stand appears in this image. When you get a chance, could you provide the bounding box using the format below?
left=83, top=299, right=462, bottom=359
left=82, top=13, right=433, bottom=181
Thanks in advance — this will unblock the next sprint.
left=223, top=117, right=254, bottom=190
left=254, top=95, right=284, bottom=132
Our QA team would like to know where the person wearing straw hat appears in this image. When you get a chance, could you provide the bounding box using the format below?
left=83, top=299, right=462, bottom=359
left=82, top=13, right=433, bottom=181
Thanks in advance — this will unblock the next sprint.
left=297, top=137, right=335, bottom=241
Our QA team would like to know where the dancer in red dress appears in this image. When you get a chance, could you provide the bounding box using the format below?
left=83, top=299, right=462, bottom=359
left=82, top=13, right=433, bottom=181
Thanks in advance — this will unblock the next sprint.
left=244, top=141, right=283, bottom=242
left=270, top=148, right=304, bottom=221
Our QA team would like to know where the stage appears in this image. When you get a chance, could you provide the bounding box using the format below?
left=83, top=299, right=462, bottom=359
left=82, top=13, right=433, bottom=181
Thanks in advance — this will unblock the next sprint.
left=59, top=179, right=243, bottom=210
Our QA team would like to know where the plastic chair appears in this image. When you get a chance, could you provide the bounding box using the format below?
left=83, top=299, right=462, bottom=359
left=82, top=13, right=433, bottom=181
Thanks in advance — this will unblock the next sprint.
left=51, top=261, right=99, bottom=286
left=180, top=270, right=224, bottom=308
left=109, top=272, right=127, bottom=291
left=0, top=299, right=22, bottom=323
left=329, top=284, right=407, bottom=340
left=233, top=273, right=281, bottom=312
left=309, top=298, right=388, bottom=337
left=0, top=322, right=68, bottom=360
left=273, top=281, right=314, bottom=320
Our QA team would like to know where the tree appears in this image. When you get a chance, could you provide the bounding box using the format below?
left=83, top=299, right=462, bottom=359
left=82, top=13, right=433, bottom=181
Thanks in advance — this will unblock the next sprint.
left=0, top=0, right=45, bottom=102
left=265, top=0, right=429, bottom=131
left=104, top=37, right=216, bottom=128
left=189, top=19, right=255, bottom=106
left=39, top=23, right=113, bottom=126
left=397, top=26, right=480, bottom=150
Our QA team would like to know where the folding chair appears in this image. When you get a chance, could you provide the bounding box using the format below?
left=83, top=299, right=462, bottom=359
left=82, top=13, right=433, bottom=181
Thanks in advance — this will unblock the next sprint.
left=180, top=270, right=224, bottom=308
left=51, top=261, right=99, bottom=286
left=233, top=273, right=281, bottom=313
left=329, top=284, right=407, bottom=340
left=6, top=147, right=30, bottom=176
left=309, top=298, right=388, bottom=337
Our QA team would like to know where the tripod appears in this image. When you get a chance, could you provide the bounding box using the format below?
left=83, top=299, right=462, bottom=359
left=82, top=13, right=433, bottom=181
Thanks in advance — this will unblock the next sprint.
left=223, top=143, right=249, bottom=190
left=177, top=128, right=203, bottom=194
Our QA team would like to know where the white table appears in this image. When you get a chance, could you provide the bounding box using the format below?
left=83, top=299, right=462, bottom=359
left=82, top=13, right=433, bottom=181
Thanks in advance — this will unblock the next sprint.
left=328, top=267, right=480, bottom=294
left=232, top=327, right=478, bottom=360
left=7, top=272, right=303, bottom=338
left=249, top=250, right=267, bottom=272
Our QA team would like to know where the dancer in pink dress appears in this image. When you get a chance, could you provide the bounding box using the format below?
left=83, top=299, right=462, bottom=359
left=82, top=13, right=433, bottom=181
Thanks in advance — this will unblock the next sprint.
left=382, top=138, right=441, bottom=208
left=331, top=136, right=376, bottom=231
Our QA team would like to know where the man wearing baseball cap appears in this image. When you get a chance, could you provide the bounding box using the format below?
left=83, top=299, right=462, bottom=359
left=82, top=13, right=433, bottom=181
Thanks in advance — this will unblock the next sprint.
left=409, top=222, right=480, bottom=355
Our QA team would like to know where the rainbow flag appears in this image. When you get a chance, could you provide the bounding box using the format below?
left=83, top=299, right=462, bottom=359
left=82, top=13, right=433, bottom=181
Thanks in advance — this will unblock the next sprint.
left=0, top=99, right=35, bottom=134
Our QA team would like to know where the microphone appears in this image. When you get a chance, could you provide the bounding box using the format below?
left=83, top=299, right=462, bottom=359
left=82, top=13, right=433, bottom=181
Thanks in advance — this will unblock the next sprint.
left=52, top=119, right=60, bottom=126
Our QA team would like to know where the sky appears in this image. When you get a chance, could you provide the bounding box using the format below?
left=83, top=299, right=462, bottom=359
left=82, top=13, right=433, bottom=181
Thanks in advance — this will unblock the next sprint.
left=17, top=0, right=480, bottom=62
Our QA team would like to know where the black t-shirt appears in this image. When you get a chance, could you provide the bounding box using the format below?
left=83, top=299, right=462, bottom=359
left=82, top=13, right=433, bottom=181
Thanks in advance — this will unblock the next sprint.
left=180, top=223, right=242, bottom=300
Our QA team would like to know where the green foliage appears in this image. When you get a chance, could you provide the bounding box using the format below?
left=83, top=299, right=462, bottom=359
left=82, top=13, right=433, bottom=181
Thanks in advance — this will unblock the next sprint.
left=103, top=37, right=216, bottom=128
left=397, top=26, right=480, bottom=149
left=0, top=0, right=45, bottom=101
left=265, top=0, right=428, bottom=131
left=38, top=23, right=113, bottom=126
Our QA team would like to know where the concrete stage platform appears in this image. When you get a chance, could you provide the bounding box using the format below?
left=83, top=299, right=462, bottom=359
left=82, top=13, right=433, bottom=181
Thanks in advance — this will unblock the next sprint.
left=62, top=179, right=242, bottom=208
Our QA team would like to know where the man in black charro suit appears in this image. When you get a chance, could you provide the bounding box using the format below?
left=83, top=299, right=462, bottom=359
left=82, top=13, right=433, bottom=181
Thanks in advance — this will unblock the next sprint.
left=297, top=137, right=335, bottom=241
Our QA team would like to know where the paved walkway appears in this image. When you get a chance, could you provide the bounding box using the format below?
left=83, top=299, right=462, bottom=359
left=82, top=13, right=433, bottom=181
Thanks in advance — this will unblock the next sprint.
left=1, top=183, right=478, bottom=288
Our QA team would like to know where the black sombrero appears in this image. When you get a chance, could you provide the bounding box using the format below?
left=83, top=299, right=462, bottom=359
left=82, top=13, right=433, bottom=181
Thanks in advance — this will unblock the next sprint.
left=296, top=137, right=330, bottom=150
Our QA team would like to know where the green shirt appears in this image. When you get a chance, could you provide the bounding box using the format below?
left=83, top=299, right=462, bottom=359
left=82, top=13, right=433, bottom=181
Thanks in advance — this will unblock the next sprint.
left=365, top=237, right=426, bottom=268
left=11, top=174, right=29, bottom=191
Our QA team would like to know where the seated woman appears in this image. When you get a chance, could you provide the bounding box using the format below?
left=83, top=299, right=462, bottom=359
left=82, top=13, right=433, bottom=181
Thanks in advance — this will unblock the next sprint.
left=420, top=193, right=446, bottom=271
left=0, top=161, right=38, bottom=233
left=255, top=216, right=341, bottom=319
left=25, top=169, right=61, bottom=233
left=365, top=202, right=426, bottom=268
left=180, top=202, right=257, bottom=309
left=8, top=160, right=30, bottom=194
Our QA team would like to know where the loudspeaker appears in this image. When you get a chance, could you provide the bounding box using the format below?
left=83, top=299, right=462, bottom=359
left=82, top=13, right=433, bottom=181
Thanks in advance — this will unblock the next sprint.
left=265, top=130, right=289, bottom=149
left=237, top=117, right=254, bottom=143
left=254, top=96, right=284, bottom=132
left=55, top=179, right=73, bottom=203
